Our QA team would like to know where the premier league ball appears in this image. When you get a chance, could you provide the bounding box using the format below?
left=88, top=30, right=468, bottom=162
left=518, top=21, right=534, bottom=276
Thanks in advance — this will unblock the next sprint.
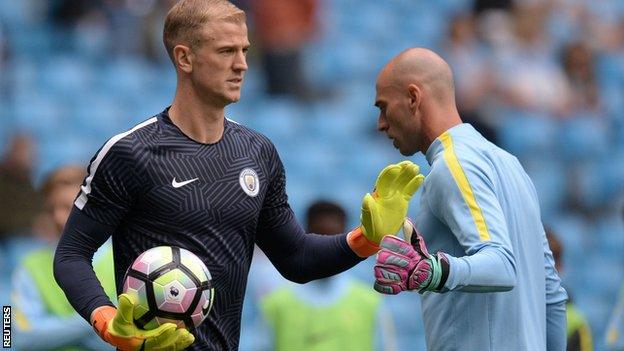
left=123, top=246, right=214, bottom=330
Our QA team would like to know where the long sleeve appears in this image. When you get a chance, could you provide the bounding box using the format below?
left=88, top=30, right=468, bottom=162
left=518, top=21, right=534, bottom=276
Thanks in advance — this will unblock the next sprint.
left=546, top=300, right=567, bottom=351
left=256, top=216, right=362, bottom=284
left=53, top=207, right=117, bottom=321
left=426, top=151, right=516, bottom=292
left=55, top=137, right=141, bottom=322
left=542, top=230, right=568, bottom=350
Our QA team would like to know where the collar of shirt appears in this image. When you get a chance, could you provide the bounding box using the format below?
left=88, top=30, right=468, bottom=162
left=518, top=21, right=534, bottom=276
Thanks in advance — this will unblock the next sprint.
left=425, top=123, right=475, bottom=166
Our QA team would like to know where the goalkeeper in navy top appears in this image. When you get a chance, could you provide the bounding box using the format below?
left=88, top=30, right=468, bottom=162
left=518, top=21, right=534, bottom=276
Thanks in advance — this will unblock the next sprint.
left=53, top=1, right=424, bottom=350
left=371, top=48, right=568, bottom=350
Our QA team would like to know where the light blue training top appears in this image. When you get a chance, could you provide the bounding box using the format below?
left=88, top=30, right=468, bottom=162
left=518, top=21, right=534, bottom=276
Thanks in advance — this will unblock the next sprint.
left=415, top=123, right=568, bottom=351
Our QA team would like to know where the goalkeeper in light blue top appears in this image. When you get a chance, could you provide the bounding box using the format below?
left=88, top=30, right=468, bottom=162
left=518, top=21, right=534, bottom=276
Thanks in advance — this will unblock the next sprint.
left=372, top=48, right=568, bottom=351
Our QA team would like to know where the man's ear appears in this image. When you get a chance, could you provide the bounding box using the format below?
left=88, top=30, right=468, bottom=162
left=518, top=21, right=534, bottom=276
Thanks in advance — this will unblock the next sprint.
left=408, top=84, right=421, bottom=112
left=174, top=45, right=193, bottom=73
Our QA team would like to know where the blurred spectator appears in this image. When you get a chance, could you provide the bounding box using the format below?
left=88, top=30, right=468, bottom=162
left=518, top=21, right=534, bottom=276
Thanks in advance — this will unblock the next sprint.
left=11, top=165, right=116, bottom=350
left=443, top=13, right=498, bottom=144
left=141, top=0, right=178, bottom=62
left=473, top=0, right=513, bottom=16
left=256, top=200, right=395, bottom=351
left=250, top=0, right=320, bottom=100
left=494, top=3, right=571, bottom=116
left=561, top=42, right=601, bottom=113
left=49, top=0, right=95, bottom=27
left=0, top=134, right=42, bottom=238
left=547, top=228, right=594, bottom=351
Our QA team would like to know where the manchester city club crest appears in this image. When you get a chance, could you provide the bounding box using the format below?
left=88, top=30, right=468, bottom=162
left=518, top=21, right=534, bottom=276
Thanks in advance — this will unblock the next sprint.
left=239, top=168, right=259, bottom=197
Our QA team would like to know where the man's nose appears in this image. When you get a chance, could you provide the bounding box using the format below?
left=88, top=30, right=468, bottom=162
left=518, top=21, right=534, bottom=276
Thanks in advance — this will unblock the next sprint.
left=377, top=115, right=388, bottom=131
left=234, top=51, right=248, bottom=71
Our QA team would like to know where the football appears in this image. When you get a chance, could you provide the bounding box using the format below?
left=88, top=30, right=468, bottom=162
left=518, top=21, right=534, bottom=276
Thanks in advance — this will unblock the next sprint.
left=123, top=246, right=214, bottom=330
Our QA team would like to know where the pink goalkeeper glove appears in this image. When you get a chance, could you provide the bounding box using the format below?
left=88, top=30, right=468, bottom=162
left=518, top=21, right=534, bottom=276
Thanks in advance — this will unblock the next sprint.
left=374, top=219, right=449, bottom=294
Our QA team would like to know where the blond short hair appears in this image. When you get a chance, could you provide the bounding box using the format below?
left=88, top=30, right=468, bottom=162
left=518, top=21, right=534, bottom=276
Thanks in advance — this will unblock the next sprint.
left=41, top=166, right=86, bottom=199
left=163, top=0, right=246, bottom=63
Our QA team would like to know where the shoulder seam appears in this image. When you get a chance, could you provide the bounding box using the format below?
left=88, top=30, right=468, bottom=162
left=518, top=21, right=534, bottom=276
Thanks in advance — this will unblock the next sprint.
left=75, top=117, right=158, bottom=209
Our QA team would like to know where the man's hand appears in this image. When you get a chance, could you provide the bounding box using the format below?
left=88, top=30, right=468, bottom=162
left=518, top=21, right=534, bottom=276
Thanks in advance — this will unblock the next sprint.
left=348, top=161, right=424, bottom=257
left=91, top=294, right=195, bottom=351
left=373, top=219, right=449, bottom=294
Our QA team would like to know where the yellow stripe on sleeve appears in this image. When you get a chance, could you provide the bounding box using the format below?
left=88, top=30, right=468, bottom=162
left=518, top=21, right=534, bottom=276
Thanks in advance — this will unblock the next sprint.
left=439, top=131, right=491, bottom=241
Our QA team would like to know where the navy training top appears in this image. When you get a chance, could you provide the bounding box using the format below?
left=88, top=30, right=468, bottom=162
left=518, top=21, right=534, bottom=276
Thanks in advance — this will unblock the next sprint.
left=54, top=108, right=362, bottom=350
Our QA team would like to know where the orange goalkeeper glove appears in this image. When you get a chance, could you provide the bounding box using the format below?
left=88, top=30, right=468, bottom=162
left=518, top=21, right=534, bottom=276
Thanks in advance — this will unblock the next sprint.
left=91, top=294, right=194, bottom=351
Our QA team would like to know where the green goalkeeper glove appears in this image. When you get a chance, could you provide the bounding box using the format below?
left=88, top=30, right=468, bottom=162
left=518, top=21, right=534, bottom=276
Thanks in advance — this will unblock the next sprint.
left=347, top=161, right=424, bottom=257
left=91, top=294, right=194, bottom=351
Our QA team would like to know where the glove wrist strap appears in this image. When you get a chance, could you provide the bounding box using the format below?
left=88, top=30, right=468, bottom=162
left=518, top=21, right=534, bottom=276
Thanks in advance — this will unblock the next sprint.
left=91, top=305, right=117, bottom=340
left=347, top=227, right=379, bottom=257
left=421, top=253, right=450, bottom=292
left=436, top=253, right=450, bottom=291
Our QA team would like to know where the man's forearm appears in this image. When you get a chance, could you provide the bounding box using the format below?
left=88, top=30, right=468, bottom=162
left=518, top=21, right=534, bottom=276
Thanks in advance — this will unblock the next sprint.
left=256, top=217, right=363, bottom=284
left=53, top=207, right=116, bottom=321
left=444, top=246, right=516, bottom=292
left=546, top=299, right=567, bottom=351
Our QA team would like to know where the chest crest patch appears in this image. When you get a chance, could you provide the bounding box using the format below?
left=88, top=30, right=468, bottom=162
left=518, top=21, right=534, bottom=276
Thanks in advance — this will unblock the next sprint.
left=239, top=168, right=259, bottom=197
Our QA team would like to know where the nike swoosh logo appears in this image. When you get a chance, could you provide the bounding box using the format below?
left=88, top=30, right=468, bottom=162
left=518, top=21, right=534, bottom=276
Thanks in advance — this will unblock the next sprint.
left=172, top=177, right=199, bottom=188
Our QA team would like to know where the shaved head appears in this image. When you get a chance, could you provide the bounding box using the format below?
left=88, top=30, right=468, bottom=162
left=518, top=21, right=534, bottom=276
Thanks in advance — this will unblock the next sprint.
left=374, top=48, right=462, bottom=156
left=378, top=48, right=456, bottom=104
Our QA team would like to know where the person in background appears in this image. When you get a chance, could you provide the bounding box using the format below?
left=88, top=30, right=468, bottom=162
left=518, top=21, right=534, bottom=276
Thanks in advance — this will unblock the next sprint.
left=250, top=0, right=320, bottom=100
left=546, top=228, right=594, bottom=351
left=0, top=134, right=42, bottom=238
left=560, top=41, right=601, bottom=114
left=12, top=165, right=116, bottom=350
left=258, top=200, right=395, bottom=351
left=0, top=135, right=43, bottom=306
left=442, top=13, right=497, bottom=144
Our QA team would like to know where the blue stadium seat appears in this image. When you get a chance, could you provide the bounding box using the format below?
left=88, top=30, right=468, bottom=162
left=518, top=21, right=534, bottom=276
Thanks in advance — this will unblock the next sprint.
left=594, top=212, right=624, bottom=259
left=572, top=151, right=624, bottom=209
left=557, top=116, right=609, bottom=162
left=12, top=92, right=62, bottom=134
left=547, top=213, right=590, bottom=289
left=239, top=67, right=265, bottom=102
left=498, top=111, right=557, bottom=160
left=38, top=55, right=94, bottom=97
left=35, top=133, right=97, bottom=184
left=240, top=98, right=303, bottom=141
left=99, top=58, right=157, bottom=100
left=581, top=256, right=623, bottom=299
left=68, top=95, right=127, bottom=140
left=0, top=0, right=39, bottom=30
left=575, top=288, right=618, bottom=345
left=523, top=158, right=567, bottom=218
